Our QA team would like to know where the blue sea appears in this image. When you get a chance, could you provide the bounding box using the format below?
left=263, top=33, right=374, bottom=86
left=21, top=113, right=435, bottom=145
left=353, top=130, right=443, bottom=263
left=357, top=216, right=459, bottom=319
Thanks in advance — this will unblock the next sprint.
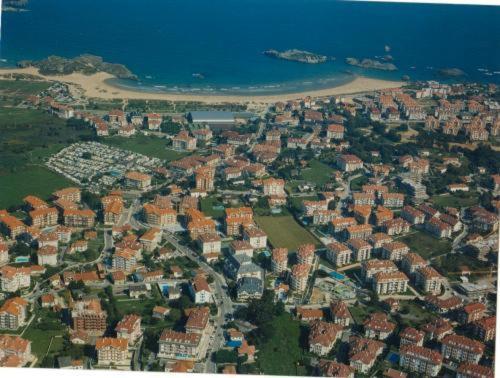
left=1, top=0, right=499, bottom=95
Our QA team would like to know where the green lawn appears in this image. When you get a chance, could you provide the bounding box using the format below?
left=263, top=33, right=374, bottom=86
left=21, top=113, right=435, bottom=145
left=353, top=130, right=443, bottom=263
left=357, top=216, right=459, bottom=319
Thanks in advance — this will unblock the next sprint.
left=115, top=298, right=151, bottom=314
left=102, top=134, right=188, bottom=161
left=200, top=195, right=226, bottom=219
left=432, top=253, right=489, bottom=279
left=397, top=230, right=452, bottom=259
left=0, top=165, right=74, bottom=208
left=431, top=192, right=480, bottom=208
left=22, top=311, right=67, bottom=360
left=350, top=175, right=369, bottom=191
left=397, top=301, right=437, bottom=328
left=0, top=80, right=51, bottom=106
left=256, top=314, right=308, bottom=376
left=299, top=159, right=334, bottom=186
left=255, top=215, right=321, bottom=250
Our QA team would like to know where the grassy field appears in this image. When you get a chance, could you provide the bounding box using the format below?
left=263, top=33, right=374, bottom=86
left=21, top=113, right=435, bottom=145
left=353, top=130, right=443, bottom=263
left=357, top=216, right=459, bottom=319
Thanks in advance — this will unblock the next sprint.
left=115, top=298, right=151, bottom=314
left=255, top=215, right=321, bottom=250
left=0, top=108, right=69, bottom=172
left=0, top=80, right=51, bottom=106
left=299, top=159, right=334, bottom=186
left=22, top=311, right=67, bottom=361
left=397, top=230, right=452, bottom=259
left=256, top=314, right=308, bottom=376
left=431, top=192, right=479, bottom=208
left=102, top=134, right=188, bottom=161
left=0, top=165, right=74, bottom=208
left=200, top=195, right=226, bottom=219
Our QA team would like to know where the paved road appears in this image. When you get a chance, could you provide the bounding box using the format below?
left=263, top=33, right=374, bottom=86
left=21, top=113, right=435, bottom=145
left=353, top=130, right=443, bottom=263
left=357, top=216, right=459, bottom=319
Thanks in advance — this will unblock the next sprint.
left=161, top=231, right=235, bottom=374
left=23, top=228, right=114, bottom=303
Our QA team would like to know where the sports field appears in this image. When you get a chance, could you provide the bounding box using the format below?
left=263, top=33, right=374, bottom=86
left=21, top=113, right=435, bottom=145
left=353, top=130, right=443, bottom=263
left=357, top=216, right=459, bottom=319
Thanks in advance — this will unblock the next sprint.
left=255, top=215, right=321, bottom=250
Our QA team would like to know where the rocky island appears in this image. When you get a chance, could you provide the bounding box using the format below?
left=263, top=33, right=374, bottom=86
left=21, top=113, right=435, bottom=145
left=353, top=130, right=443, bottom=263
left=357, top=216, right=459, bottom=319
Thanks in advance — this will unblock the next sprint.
left=2, top=0, right=29, bottom=11
left=438, top=67, right=466, bottom=77
left=17, top=54, right=138, bottom=80
left=264, top=49, right=328, bottom=64
left=345, top=57, right=398, bottom=71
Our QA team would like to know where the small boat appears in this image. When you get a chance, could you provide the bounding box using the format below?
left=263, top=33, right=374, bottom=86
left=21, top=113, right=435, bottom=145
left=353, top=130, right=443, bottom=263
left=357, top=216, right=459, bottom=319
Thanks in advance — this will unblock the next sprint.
left=192, top=73, right=205, bottom=79
left=0, top=59, right=7, bottom=63
left=145, top=75, right=153, bottom=79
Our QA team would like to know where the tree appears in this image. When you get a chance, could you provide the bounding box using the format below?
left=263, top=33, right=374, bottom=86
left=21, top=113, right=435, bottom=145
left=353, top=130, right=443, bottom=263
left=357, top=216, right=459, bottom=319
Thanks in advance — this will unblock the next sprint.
left=215, top=349, right=238, bottom=364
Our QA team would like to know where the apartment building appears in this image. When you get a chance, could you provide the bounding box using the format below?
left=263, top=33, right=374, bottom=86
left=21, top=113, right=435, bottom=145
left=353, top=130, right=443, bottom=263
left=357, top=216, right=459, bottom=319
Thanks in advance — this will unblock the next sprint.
left=0, top=297, right=28, bottom=330
left=0, top=215, right=26, bottom=239
left=381, top=241, right=409, bottom=261
left=308, top=320, right=343, bottom=356
left=330, top=217, right=357, bottom=234
left=124, top=171, right=152, bottom=191
left=345, top=224, right=373, bottom=240
left=382, top=218, right=410, bottom=236
left=29, top=207, right=58, bottom=228
left=262, top=178, right=285, bottom=196
left=23, top=195, right=48, bottom=211
left=364, top=313, right=395, bottom=340
left=0, top=243, right=9, bottom=267
left=372, top=271, right=409, bottom=295
left=337, top=154, right=363, bottom=172
left=72, top=299, right=108, bottom=336
left=415, top=266, right=444, bottom=294
left=195, top=166, right=215, bottom=192
left=401, top=252, right=428, bottom=277
left=401, top=205, right=426, bottom=225
left=441, top=334, right=485, bottom=364
left=361, top=259, right=398, bottom=283
left=330, top=300, right=351, bottom=327
left=458, top=302, right=487, bottom=325
left=326, top=124, right=345, bottom=139
left=95, top=337, right=130, bottom=367
left=297, top=244, right=315, bottom=265
left=0, top=334, right=33, bottom=367
left=472, top=316, right=496, bottom=342
left=271, top=248, right=288, bottom=274
left=326, top=242, right=351, bottom=267
left=63, top=209, right=96, bottom=228
left=347, top=238, right=372, bottom=262
left=225, top=207, right=253, bottom=236
left=381, top=192, right=405, bottom=208
left=197, top=233, right=221, bottom=258
left=0, top=266, right=31, bottom=292
left=115, top=314, right=142, bottom=346
left=242, top=226, right=267, bottom=249
left=399, top=345, right=442, bottom=377
left=158, top=330, right=201, bottom=360
left=139, top=227, right=162, bottom=252
left=143, top=203, right=177, bottom=227
left=112, top=248, right=138, bottom=273
left=172, top=131, right=197, bottom=151
left=37, top=245, right=58, bottom=267
left=290, top=264, right=310, bottom=292
left=399, top=327, right=425, bottom=347
left=190, top=275, right=212, bottom=304
left=53, top=187, right=81, bottom=203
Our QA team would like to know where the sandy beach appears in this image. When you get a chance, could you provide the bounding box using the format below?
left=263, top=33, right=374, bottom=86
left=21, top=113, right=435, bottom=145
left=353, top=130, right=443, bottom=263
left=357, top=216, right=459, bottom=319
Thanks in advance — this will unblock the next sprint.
left=0, top=67, right=403, bottom=104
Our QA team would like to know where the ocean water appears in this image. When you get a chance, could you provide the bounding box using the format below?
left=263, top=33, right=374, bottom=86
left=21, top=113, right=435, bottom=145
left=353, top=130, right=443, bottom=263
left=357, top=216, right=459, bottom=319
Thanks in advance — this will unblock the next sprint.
left=1, top=0, right=499, bottom=94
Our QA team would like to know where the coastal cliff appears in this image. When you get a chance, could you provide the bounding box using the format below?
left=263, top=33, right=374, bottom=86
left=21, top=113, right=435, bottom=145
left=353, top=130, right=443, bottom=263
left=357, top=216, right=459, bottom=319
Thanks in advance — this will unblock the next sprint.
left=17, top=54, right=138, bottom=80
left=345, top=57, right=397, bottom=71
left=264, top=49, right=328, bottom=64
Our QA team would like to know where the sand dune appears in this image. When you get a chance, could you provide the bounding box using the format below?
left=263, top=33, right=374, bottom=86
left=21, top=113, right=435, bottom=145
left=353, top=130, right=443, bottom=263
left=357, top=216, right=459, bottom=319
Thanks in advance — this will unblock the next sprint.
left=0, top=67, right=403, bottom=104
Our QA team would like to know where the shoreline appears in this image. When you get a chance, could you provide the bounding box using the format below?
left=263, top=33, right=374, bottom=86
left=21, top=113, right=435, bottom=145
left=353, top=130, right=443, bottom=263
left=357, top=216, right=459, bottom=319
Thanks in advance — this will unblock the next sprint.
left=0, top=67, right=404, bottom=104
